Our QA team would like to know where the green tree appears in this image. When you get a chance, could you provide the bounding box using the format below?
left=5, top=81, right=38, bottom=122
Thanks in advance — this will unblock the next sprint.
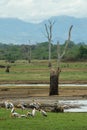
left=78, top=45, right=87, bottom=59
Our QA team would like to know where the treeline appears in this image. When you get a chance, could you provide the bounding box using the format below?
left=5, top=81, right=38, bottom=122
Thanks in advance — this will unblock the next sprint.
left=0, top=41, right=87, bottom=62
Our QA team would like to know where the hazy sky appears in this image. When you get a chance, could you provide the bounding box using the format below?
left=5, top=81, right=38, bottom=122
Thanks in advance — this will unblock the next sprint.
left=0, top=0, right=87, bottom=23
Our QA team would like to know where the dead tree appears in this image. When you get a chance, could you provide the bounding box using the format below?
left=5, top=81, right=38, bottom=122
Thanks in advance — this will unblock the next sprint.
left=21, top=43, right=31, bottom=63
left=28, top=40, right=31, bottom=63
left=5, top=65, right=10, bottom=73
left=45, top=20, right=55, bottom=67
left=50, top=25, right=73, bottom=95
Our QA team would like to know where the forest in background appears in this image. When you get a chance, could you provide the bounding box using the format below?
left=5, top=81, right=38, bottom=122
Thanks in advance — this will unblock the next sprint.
left=0, top=41, right=87, bottom=62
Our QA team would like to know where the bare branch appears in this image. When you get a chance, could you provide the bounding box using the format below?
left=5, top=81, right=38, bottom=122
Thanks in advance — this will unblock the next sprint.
left=44, top=20, right=55, bottom=41
left=45, top=24, right=50, bottom=39
left=44, top=20, right=55, bottom=67
left=48, top=20, right=55, bottom=26
left=60, top=25, right=73, bottom=59
left=57, top=41, right=60, bottom=59
left=57, top=41, right=61, bottom=67
left=49, top=20, right=55, bottom=40
left=68, top=25, right=73, bottom=41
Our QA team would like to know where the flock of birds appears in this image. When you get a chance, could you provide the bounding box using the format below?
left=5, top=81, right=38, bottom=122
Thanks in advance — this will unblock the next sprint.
left=4, top=100, right=47, bottom=118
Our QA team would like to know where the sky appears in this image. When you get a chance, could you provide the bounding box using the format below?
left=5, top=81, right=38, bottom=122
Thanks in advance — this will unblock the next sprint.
left=0, top=0, right=87, bottom=23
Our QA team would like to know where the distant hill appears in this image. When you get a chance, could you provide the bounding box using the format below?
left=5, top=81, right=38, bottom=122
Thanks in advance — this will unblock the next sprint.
left=0, top=15, right=87, bottom=44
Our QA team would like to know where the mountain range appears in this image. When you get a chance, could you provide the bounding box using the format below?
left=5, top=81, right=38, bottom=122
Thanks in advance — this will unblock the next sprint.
left=0, top=15, right=87, bottom=44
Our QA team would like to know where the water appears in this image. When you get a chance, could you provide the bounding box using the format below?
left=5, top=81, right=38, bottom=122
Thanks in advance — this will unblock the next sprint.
left=0, top=84, right=87, bottom=87
left=59, top=100, right=87, bottom=112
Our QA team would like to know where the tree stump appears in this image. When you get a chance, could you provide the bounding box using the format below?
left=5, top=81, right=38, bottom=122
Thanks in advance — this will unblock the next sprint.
left=48, top=62, right=52, bottom=67
left=49, top=68, right=61, bottom=96
left=5, top=66, right=10, bottom=73
left=50, top=69, right=58, bottom=95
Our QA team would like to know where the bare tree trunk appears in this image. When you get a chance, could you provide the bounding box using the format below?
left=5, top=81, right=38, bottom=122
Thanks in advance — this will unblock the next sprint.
left=49, top=67, right=61, bottom=95
left=48, top=39, right=51, bottom=67
left=28, top=40, right=31, bottom=63
left=28, top=46, right=31, bottom=63
left=45, top=21, right=55, bottom=67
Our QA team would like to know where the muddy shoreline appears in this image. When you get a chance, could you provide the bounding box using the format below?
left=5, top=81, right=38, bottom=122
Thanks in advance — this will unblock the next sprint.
left=0, top=86, right=87, bottom=103
left=0, top=79, right=87, bottom=106
left=0, top=80, right=87, bottom=84
left=0, top=86, right=87, bottom=113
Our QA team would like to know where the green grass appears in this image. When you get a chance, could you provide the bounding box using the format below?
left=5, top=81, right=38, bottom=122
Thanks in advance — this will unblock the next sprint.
left=0, top=60, right=87, bottom=83
left=0, top=108, right=87, bottom=130
left=60, top=71, right=87, bottom=80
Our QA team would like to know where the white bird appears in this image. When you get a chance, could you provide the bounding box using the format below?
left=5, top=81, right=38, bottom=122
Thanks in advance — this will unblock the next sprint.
left=4, top=100, right=14, bottom=109
left=40, top=109, right=47, bottom=117
left=11, top=107, right=15, bottom=113
left=30, top=100, right=40, bottom=109
left=11, top=112, right=20, bottom=118
left=20, top=114, right=27, bottom=118
left=17, top=103, right=26, bottom=111
left=27, top=111, right=32, bottom=117
left=11, top=107, right=20, bottom=118
left=32, top=108, right=36, bottom=117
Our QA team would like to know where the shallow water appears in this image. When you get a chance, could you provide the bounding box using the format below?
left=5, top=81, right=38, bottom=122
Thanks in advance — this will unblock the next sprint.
left=59, top=100, right=87, bottom=112
left=0, top=84, right=87, bottom=87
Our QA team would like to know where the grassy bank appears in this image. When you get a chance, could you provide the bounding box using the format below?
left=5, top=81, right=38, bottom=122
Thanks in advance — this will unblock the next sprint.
left=0, top=108, right=87, bottom=130
left=0, top=60, right=87, bottom=83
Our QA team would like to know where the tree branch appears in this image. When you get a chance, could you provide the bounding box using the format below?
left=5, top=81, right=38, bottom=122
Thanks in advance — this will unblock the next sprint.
left=60, top=25, right=73, bottom=59
left=45, top=24, right=50, bottom=40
